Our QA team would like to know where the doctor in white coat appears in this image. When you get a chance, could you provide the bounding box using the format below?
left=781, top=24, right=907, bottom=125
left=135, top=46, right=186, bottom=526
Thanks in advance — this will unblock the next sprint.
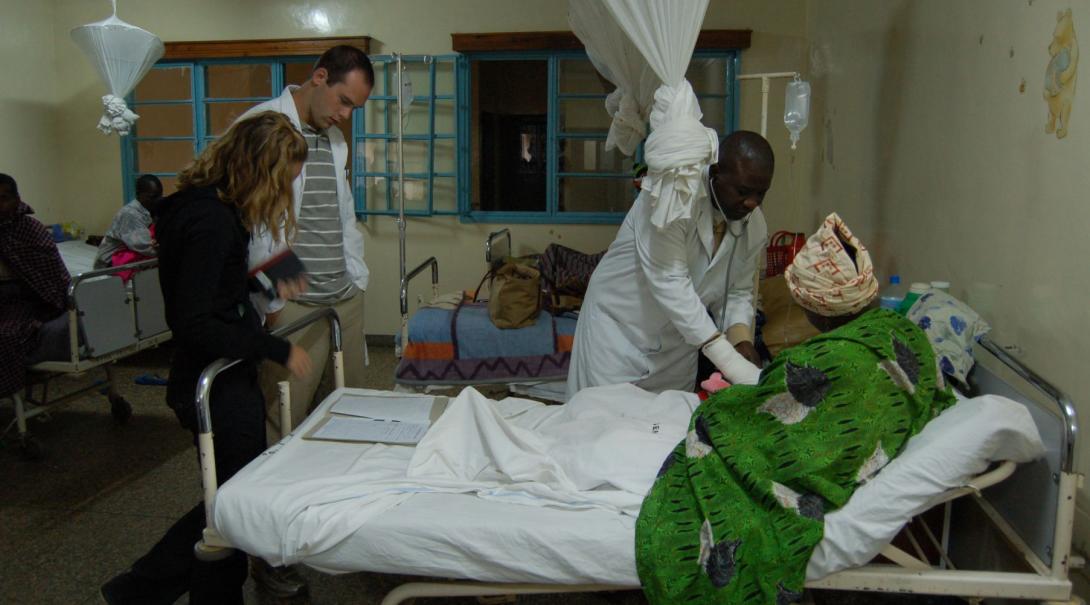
left=567, top=131, right=773, bottom=398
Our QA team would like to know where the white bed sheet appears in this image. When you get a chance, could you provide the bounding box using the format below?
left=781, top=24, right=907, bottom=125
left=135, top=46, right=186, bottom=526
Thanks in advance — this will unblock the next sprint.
left=215, top=386, right=1043, bottom=586
left=57, top=240, right=98, bottom=276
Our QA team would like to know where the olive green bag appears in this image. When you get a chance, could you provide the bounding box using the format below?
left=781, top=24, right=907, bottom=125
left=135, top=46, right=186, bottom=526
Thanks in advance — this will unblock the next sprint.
left=474, top=258, right=542, bottom=329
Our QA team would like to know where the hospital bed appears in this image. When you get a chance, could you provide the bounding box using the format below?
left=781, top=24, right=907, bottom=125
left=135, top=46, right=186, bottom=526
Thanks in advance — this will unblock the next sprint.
left=2, top=240, right=171, bottom=459
left=193, top=318, right=1083, bottom=604
left=394, top=229, right=578, bottom=401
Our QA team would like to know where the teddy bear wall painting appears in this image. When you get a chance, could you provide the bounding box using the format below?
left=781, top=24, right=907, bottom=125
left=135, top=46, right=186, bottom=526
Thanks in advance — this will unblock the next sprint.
left=1045, top=8, right=1079, bottom=139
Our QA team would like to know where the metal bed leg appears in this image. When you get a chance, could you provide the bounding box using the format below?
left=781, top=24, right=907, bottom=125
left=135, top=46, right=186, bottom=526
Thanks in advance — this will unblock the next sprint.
left=278, top=380, right=292, bottom=438
left=103, top=364, right=132, bottom=425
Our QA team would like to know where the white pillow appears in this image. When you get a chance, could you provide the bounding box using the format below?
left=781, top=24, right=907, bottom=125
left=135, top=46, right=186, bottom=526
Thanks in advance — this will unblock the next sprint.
left=807, top=394, right=1044, bottom=578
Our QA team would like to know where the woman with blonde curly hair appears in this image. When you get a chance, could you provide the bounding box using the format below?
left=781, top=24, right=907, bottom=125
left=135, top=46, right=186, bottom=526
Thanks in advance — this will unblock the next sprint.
left=102, top=111, right=313, bottom=605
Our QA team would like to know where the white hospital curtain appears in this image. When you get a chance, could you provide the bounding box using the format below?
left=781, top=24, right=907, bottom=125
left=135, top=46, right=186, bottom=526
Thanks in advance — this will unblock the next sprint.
left=569, top=0, right=718, bottom=229
left=568, top=0, right=658, bottom=157
left=71, top=1, right=164, bottom=135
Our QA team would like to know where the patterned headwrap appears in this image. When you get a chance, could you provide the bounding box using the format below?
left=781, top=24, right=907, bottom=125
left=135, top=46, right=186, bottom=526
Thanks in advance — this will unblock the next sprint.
left=784, top=212, right=878, bottom=317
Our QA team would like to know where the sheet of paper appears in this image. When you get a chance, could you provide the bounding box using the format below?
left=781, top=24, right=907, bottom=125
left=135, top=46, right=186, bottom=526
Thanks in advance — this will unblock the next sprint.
left=311, top=416, right=430, bottom=445
left=330, top=394, right=435, bottom=423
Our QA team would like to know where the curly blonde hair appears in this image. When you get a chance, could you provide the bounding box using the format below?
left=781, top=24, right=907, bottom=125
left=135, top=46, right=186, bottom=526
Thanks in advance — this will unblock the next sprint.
left=177, top=111, right=308, bottom=242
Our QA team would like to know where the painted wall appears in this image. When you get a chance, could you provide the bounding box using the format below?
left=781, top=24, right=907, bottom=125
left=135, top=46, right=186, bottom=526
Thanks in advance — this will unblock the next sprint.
left=806, top=0, right=1090, bottom=553
left=1, top=0, right=59, bottom=217
left=45, top=0, right=812, bottom=335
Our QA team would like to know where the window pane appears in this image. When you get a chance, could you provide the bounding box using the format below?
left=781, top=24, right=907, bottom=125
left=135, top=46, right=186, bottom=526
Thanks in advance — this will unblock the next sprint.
left=133, top=104, right=193, bottom=137
left=559, top=138, right=627, bottom=174
left=158, top=175, right=180, bottom=196
left=358, top=139, right=388, bottom=174
left=559, top=59, right=615, bottom=95
left=687, top=58, right=727, bottom=95
left=472, top=60, right=548, bottom=212
left=391, top=177, right=428, bottom=213
left=365, top=100, right=432, bottom=136
left=434, top=99, right=455, bottom=135
left=434, top=60, right=456, bottom=96
left=699, top=98, right=726, bottom=137
left=389, top=140, right=430, bottom=174
left=134, top=66, right=191, bottom=101
left=359, top=175, right=389, bottom=212
left=559, top=177, right=633, bottom=213
left=434, top=139, right=455, bottom=174
left=559, top=99, right=611, bottom=134
left=136, top=140, right=195, bottom=174
left=284, top=60, right=314, bottom=86
left=206, top=101, right=254, bottom=136
left=206, top=64, right=272, bottom=98
left=433, top=176, right=456, bottom=212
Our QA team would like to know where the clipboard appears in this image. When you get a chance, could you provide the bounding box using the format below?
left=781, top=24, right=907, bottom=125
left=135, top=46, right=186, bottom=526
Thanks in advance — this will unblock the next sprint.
left=302, top=394, right=448, bottom=444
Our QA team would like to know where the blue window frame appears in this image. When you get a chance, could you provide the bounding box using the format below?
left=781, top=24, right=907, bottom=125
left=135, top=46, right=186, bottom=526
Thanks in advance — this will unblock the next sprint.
left=122, top=58, right=322, bottom=203
left=457, top=49, right=740, bottom=224
left=355, top=55, right=459, bottom=217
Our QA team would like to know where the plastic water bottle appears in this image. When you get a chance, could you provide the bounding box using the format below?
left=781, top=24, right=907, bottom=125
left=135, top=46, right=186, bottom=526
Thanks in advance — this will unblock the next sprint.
left=880, top=275, right=906, bottom=310
left=896, top=282, right=930, bottom=315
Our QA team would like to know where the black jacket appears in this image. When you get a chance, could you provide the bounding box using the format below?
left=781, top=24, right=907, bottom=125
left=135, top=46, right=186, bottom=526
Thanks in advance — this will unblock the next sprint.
left=156, top=186, right=290, bottom=407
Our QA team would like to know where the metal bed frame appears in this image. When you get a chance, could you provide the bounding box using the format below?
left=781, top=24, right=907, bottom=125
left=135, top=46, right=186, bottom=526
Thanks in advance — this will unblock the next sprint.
left=3, top=258, right=171, bottom=459
left=192, top=308, right=343, bottom=561
left=190, top=331, right=1084, bottom=604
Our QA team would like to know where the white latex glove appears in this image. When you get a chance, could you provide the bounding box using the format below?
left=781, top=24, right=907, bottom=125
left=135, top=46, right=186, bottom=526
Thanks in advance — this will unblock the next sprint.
left=702, top=333, right=761, bottom=385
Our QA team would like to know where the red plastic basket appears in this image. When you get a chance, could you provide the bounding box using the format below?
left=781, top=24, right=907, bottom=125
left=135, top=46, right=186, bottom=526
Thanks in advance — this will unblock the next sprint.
left=765, top=231, right=806, bottom=277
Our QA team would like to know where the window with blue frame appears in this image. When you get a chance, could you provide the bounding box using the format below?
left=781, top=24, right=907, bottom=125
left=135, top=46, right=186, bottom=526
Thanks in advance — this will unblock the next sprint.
left=355, top=55, right=458, bottom=217
left=458, top=50, right=739, bottom=224
left=122, top=58, right=348, bottom=202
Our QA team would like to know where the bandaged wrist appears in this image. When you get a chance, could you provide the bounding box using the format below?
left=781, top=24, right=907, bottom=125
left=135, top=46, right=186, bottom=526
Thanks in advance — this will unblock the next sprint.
left=702, top=333, right=761, bottom=385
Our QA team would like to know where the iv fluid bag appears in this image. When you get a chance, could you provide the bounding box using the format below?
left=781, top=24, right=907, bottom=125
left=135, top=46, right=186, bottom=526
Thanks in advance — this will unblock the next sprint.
left=784, top=79, right=810, bottom=150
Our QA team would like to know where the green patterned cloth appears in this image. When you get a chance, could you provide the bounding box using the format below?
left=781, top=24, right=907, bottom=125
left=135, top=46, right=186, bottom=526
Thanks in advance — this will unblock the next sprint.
left=636, top=308, right=955, bottom=605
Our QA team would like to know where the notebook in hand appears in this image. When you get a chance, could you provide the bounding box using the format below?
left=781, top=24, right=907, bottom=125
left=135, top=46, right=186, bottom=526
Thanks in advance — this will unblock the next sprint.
left=250, top=249, right=306, bottom=301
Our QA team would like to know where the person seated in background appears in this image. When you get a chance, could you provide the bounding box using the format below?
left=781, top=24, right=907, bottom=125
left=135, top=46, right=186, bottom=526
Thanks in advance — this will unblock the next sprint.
left=94, top=173, right=163, bottom=269
left=636, top=213, right=955, bottom=605
left=0, top=173, right=70, bottom=398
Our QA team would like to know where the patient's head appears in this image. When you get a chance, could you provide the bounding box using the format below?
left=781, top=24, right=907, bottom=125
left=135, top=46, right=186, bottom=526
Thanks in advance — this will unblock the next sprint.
left=134, top=174, right=163, bottom=210
left=709, top=131, right=774, bottom=221
left=0, top=173, right=20, bottom=220
left=783, top=212, right=879, bottom=332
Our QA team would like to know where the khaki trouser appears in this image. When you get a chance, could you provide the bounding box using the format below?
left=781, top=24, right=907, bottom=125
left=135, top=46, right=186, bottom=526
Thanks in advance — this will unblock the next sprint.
left=260, top=290, right=366, bottom=444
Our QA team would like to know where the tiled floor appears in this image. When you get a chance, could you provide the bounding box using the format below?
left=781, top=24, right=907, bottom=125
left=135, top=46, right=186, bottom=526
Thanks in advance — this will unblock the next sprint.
left=1, top=344, right=963, bottom=605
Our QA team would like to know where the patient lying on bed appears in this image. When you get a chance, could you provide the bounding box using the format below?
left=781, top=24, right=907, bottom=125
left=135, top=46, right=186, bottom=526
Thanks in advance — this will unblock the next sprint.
left=0, top=174, right=70, bottom=398
left=637, top=214, right=954, bottom=605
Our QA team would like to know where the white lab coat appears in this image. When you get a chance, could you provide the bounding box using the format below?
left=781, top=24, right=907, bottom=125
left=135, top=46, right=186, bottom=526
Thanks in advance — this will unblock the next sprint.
left=567, top=182, right=766, bottom=398
left=240, top=86, right=369, bottom=314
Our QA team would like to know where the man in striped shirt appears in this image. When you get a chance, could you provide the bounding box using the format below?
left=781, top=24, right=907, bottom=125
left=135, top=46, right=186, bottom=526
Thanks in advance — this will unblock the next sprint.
left=242, top=46, right=374, bottom=443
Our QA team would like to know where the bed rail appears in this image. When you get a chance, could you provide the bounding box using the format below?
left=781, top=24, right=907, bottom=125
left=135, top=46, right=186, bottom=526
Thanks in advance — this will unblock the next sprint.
left=397, top=256, right=439, bottom=359
left=978, top=337, right=1078, bottom=473
left=192, top=307, right=343, bottom=560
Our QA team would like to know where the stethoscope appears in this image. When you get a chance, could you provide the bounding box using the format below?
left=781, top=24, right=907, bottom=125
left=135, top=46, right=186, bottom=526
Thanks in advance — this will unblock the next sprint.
left=706, top=166, right=750, bottom=331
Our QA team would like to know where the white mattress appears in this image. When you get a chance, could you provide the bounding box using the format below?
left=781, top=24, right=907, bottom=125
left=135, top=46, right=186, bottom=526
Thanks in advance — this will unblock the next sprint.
left=215, top=386, right=1043, bottom=586
left=57, top=240, right=99, bottom=276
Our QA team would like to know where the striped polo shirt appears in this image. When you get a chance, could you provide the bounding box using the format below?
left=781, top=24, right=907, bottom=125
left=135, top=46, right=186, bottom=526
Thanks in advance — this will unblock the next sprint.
left=293, top=125, right=357, bottom=304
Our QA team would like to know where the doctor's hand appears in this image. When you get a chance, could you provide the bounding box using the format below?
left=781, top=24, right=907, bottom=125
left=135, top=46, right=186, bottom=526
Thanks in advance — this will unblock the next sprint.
left=734, top=341, right=761, bottom=366
left=285, top=345, right=312, bottom=379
